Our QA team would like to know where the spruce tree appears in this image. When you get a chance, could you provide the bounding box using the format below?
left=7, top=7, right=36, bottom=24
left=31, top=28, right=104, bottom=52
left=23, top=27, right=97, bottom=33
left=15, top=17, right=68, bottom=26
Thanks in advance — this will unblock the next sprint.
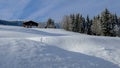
left=86, top=15, right=92, bottom=34
left=45, top=18, right=56, bottom=28
left=75, top=14, right=80, bottom=32
left=78, top=15, right=85, bottom=33
left=70, top=14, right=76, bottom=32
left=101, top=8, right=113, bottom=36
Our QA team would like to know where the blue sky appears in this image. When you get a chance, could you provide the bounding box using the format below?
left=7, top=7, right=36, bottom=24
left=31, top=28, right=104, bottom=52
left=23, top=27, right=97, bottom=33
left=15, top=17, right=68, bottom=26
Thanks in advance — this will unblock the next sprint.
left=0, top=0, right=120, bottom=22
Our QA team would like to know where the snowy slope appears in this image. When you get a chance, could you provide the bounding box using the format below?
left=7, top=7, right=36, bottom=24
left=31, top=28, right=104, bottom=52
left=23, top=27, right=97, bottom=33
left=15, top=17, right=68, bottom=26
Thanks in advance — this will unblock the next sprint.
left=0, top=39, right=119, bottom=68
left=27, top=28, right=120, bottom=67
left=0, top=25, right=120, bottom=68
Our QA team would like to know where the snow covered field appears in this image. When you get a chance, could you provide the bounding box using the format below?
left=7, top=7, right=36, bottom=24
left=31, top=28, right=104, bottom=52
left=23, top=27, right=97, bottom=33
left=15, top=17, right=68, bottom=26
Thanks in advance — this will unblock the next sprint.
left=0, top=25, right=120, bottom=68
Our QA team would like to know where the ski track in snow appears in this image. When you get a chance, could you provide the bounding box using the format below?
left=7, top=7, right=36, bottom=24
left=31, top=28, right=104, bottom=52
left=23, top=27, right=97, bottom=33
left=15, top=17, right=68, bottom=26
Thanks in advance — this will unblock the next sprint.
left=0, top=25, right=120, bottom=68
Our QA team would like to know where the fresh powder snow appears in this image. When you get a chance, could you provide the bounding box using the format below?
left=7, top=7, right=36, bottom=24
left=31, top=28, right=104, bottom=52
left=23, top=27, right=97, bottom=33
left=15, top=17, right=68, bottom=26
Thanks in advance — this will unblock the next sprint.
left=0, top=25, right=120, bottom=68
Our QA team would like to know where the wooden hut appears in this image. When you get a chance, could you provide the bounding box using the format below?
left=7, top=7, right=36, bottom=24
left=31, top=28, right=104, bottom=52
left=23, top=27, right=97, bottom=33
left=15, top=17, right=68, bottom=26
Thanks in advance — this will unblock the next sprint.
left=23, top=21, right=38, bottom=28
